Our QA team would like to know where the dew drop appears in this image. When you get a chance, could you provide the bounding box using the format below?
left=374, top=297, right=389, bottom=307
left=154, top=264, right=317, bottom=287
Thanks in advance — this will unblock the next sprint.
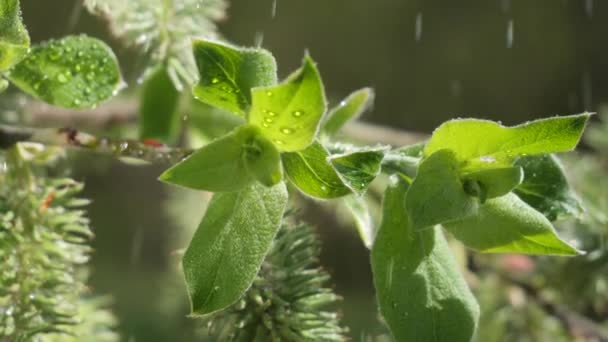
left=292, top=110, right=304, bottom=117
left=274, top=139, right=284, bottom=145
left=211, top=77, right=220, bottom=84
left=280, top=127, right=294, bottom=134
left=267, top=111, right=277, bottom=117
left=264, top=117, right=274, bottom=123
left=262, top=122, right=270, bottom=128
left=266, top=91, right=273, bottom=97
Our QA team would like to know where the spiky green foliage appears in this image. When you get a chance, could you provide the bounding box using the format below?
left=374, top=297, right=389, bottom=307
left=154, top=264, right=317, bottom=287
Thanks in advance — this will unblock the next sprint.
left=0, top=144, right=117, bottom=341
left=84, top=0, right=227, bottom=90
left=203, top=219, right=348, bottom=341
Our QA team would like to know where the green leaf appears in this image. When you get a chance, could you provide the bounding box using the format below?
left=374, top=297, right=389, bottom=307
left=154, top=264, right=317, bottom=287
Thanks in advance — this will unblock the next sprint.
left=8, top=35, right=122, bottom=109
left=0, top=0, right=30, bottom=72
left=183, top=181, right=288, bottom=315
left=444, top=193, right=581, bottom=255
left=342, top=195, right=375, bottom=248
left=322, top=87, right=374, bottom=136
left=462, top=166, right=523, bottom=203
left=514, top=154, right=583, bottom=221
left=243, top=133, right=283, bottom=187
left=188, top=100, right=246, bottom=147
left=406, top=149, right=478, bottom=230
left=282, top=141, right=350, bottom=199
left=159, top=124, right=257, bottom=192
left=329, top=147, right=386, bottom=195
left=249, top=55, right=327, bottom=152
left=192, top=39, right=277, bottom=116
left=139, top=66, right=181, bottom=143
left=372, top=177, right=480, bottom=342
left=425, top=114, right=591, bottom=171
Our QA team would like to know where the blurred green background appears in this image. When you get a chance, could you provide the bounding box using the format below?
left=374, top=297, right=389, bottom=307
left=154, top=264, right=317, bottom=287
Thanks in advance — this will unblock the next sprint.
left=16, top=0, right=608, bottom=340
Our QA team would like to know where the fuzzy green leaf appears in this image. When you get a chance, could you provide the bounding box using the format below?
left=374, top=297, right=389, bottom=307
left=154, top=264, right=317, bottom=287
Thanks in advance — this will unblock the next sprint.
left=159, top=125, right=258, bottom=192
left=514, top=154, right=583, bottom=221
left=282, top=141, right=350, bottom=198
left=322, top=87, right=374, bottom=136
left=463, top=166, right=524, bottom=203
left=406, top=149, right=478, bottom=230
left=425, top=114, right=591, bottom=171
left=243, top=133, right=283, bottom=187
left=192, top=39, right=277, bottom=116
left=183, top=181, right=287, bottom=315
left=329, top=147, right=386, bottom=195
left=249, top=55, right=327, bottom=152
left=372, top=177, right=480, bottom=342
left=0, top=0, right=30, bottom=72
left=8, top=35, right=122, bottom=109
left=342, top=195, right=375, bottom=248
left=139, top=66, right=181, bottom=143
left=444, top=193, right=580, bottom=255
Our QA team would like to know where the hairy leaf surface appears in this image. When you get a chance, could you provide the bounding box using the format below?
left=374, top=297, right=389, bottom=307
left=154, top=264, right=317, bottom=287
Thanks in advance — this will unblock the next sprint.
left=322, top=87, right=374, bottom=136
left=249, top=55, right=326, bottom=152
left=282, top=141, right=350, bottom=198
left=514, top=154, right=583, bottom=221
left=406, top=149, right=478, bottom=230
left=183, top=182, right=287, bottom=315
left=372, top=178, right=480, bottom=342
left=330, top=147, right=386, bottom=195
left=192, top=40, right=277, bottom=116
left=8, top=35, right=122, bottom=108
left=0, top=0, right=29, bottom=71
left=444, top=193, right=580, bottom=255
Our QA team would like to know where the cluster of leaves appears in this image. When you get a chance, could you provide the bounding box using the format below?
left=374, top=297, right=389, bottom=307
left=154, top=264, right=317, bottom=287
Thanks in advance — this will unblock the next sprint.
left=0, top=0, right=122, bottom=108
left=0, top=144, right=117, bottom=341
left=84, top=0, right=227, bottom=90
left=156, top=37, right=591, bottom=341
left=204, top=218, right=347, bottom=341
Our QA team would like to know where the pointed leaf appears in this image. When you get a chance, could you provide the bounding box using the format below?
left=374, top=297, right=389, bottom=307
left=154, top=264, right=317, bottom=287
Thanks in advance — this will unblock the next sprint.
left=406, top=149, right=478, bottom=230
left=444, top=193, right=581, bottom=255
left=249, top=55, right=327, bottom=152
left=514, top=154, right=583, bottom=221
left=159, top=125, right=258, bottom=192
left=342, top=195, right=375, bottom=248
left=139, top=66, right=181, bottom=143
left=8, top=35, right=122, bottom=108
left=372, top=177, right=480, bottom=342
left=191, top=39, right=277, bottom=116
left=463, top=166, right=523, bottom=202
left=322, top=87, right=374, bottom=136
left=329, top=147, right=386, bottom=195
left=282, top=141, right=350, bottom=198
left=425, top=114, right=591, bottom=171
left=183, top=181, right=288, bottom=315
left=0, top=0, right=30, bottom=71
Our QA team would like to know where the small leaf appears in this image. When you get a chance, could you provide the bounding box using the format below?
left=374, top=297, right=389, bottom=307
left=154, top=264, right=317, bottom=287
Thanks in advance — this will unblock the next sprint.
left=139, top=66, right=181, bottom=143
left=329, top=147, right=386, bottom=195
left=514, top=154, right=583, bottom=221
left=0, top=0, right=30, bottom=72
left=159, top=125, right=258, bottom=192
left=183, top=181, right=288, bottom=315
left=342, top=195, right=375, bottom=248
left=444, top=193, right=581, bottom=255
left=249, top=55, right=327, bottom=152
left=406, top=149, right=478, bottom=230
left=282, top=141, right=350, bottom=198
left=463, top=166, right=523, bottom=202
left=188, top=100, right=246, bottom=147
left=372, top=177, right=480, bottom=342
left=322, top=87, right=374, bottom=136
left=425, top=114, right=591, bottom=171
left=191, top=39, right=277, bottom=116
left=243, top=133, right=283, bottom=187
left=8, top=35, right=122, bottom=109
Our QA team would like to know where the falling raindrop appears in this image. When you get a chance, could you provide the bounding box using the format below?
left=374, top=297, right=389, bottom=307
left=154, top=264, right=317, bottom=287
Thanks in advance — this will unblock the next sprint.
left=254, top=31, right=265, bottom=48
left=500, top=0, right=511, bottom=14
left=415, top=12, right=423, bottom=42
left=506, top=20, right=514, bottom=48
left=271, top=0, right=278, bottom=18
left=585, top=0, right=593, bottom=18
left=582, top=70, right=592, bottom=111
left=450, top=80, right=462, bottom=98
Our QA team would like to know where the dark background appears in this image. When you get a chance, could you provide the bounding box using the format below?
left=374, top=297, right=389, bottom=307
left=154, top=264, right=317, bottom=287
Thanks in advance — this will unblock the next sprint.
left=18, top=0, right=608, bottom=340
